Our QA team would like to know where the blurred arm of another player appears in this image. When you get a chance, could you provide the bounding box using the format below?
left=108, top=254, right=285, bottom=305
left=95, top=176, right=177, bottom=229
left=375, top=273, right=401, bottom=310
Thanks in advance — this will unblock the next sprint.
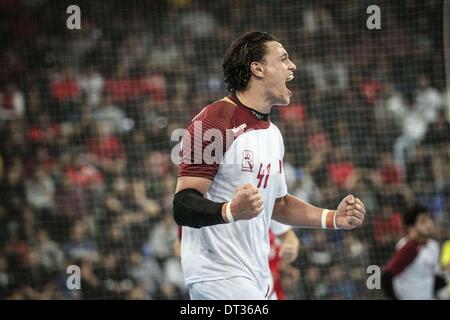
left=272, top=194, right=366, bottom=230
left=173, top=176, right=264, bottom=228
left=270, top=220, right=300, bottom=263
left=279, top=229, right=300, bottom=263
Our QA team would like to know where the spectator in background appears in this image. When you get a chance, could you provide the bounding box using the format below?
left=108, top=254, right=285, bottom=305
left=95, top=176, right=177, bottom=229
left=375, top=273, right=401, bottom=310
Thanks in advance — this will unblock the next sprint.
left=415, top=74, right=442, bottom=124
left=341, top=233, right=369, bottom=269
left=304, top=117, right=331, bottom=186
left=327, top=147, right=357, bottom=192
left=149, top=213, right=178, bottom=264
left=332, top=120, right=354, bottom=153
left=64, top=220, right=98, bottom=263
left=179, top=1, right=217, bottom=39
left=0, top=203, right=9, bottom=249
left=143, top=150, right=175, bottom=200
left=50, top=67, right=81, bottom=122
left=340, top=233, right=370, bottom=298
left=149, top=34, right=181, bottom=73
left=124, top=129, right=147, bottom=176
left=300, top=266, right=327, bottom=299
left=431, top=146, right=450, bottom=231
left=383, top=83, right=406, bottom=121
left=34, top=229, right=64, bottom=277
left=160, top=249, right=186, bottom=299
left=127, top=250, right=162, bottom=299
left=0, top=254, right=13, bottom=299
left=54, top=175, right=87, bottom=225
left=326, top=264, right=360, bottom=299
left=34, top=147, right=56, bottom=175
left=292, top=168, right=323, bottom=206
left=25, top=113, right=60, bottom=150
left=377, top=152, right=404, bottom=186
left=424, top=109, right=450, bottom=148
left=93, top=93, right=128, bottom=135
left=406, top=145, right=434, bottom=203
left=0, top=120, right=27, bottom=160
left=0, top=83, right=25, bottom=122
left=79, top=65, right=104, bottom=107
left=0, top=159, right=26, bottom=223
left=302, top=3, right=335, bottom=35
left=92, top=251, right=132, bottom=299
left=406, top=145, right=433, bottom=185
left=393, top=91, right=432, bottom=166
left=372, top=205, right=405, bottom=265
left=64, top=153, right=104, bottom=189
left=130, top=178, right=160, bottom=220
left=77, top=258, right=100, bottom=299
left=16, top=249, right=60, bottom=299
left=127, top=283, right=151, bottom=300
left=432, top=145, right=450, bottom=192
left=25, top=165, right=55, bottom=212
left=96, top=222, right=127, bottom=259
left=305, top=230, right=334, bottom=268
left=376, top=177, right=413, bottom=214
left=87, top=122, right=126, bottom=175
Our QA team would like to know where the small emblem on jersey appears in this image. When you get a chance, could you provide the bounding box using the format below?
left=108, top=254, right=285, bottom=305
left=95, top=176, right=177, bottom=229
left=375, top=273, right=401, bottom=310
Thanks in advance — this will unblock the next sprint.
left=242, top=150, right=254, bottom=172
left=231, top=123, right=247, bottom=135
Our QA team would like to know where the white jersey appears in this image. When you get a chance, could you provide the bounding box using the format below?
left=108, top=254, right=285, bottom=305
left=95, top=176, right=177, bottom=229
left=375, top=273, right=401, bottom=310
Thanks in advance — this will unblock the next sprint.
left=270, top=220, right=292, bottom=236
left=178, top=95, right=288, bottom=295
left=387, top=237, right=440, bottom=300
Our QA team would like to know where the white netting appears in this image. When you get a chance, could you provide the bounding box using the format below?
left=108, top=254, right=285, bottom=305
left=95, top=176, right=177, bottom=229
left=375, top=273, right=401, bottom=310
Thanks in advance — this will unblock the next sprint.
left=0, top=0, right=448, bottom=300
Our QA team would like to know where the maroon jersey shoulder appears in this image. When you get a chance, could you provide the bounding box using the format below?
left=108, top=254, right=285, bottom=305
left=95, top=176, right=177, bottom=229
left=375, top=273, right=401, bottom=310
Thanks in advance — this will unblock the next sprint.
left=178, top=96, right=272, bottom=180
left=178, top=97, right=238, bottom=180
left=193, top=97, right=238, bottom=129
left=195, top=96, right=271, bottom=132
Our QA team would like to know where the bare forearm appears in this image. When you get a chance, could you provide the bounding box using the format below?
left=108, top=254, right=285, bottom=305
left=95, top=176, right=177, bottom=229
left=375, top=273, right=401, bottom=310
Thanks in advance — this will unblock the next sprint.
left=273, top=193, right=366, bottom=230
left=272, top=194, right=325, bottom=228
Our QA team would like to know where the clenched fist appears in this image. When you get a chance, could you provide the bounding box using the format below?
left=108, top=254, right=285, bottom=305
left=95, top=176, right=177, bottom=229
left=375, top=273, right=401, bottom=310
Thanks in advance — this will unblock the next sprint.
left=335, top=195, right=366, bottom=229
left=224, top=183, right=264, bottom=222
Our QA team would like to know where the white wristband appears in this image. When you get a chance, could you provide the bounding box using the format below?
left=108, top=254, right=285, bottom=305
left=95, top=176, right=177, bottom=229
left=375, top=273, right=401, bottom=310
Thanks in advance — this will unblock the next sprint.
left=321, top=209, right=329, bottom=229
left=226, top=202, right=235, bottom=223
left=321, top=209, right=338, bottom=229
left=333, top=211, right=338, bottom=229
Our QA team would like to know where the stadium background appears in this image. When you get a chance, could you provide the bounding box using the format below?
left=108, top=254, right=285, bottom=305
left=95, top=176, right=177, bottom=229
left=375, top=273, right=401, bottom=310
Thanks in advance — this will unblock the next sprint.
left=0, top=0, right=449, bottom=299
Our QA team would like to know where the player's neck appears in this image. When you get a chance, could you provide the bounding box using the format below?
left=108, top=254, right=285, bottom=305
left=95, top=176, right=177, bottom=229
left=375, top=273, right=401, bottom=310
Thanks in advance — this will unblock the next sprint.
left=235, top=89, right=272, bottom=114
left=408, top=229, right=427, bottom=244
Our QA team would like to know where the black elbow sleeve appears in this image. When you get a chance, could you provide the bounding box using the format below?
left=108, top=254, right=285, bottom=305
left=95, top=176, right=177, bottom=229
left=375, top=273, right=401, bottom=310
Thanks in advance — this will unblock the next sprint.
left=173, top=188, right=226, bottom=228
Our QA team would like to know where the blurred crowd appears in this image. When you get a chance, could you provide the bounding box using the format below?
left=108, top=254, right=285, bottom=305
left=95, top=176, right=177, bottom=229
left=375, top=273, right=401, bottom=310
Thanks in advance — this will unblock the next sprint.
left=0, top=0, right=449, bottom=299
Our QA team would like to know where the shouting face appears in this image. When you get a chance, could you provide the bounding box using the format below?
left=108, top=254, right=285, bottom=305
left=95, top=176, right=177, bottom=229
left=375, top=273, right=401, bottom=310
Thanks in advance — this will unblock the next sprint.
left=256, top=41, right=296, bottom=106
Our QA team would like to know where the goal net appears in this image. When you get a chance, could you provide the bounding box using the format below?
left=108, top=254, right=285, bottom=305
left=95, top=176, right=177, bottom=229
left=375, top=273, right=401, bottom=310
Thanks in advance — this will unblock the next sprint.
left=0, top=0, right=448, bottom=300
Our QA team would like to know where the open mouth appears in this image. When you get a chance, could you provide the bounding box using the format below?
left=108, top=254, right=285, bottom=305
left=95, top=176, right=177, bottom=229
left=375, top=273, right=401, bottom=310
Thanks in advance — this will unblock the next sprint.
left=285, top=74, right=294, bottom=97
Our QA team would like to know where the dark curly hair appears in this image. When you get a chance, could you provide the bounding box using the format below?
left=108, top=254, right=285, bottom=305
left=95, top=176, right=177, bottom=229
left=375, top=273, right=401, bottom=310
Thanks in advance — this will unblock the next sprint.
left=222, top=32, right=278, bottom=93
left=403, top=204, right=428, bottom=227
